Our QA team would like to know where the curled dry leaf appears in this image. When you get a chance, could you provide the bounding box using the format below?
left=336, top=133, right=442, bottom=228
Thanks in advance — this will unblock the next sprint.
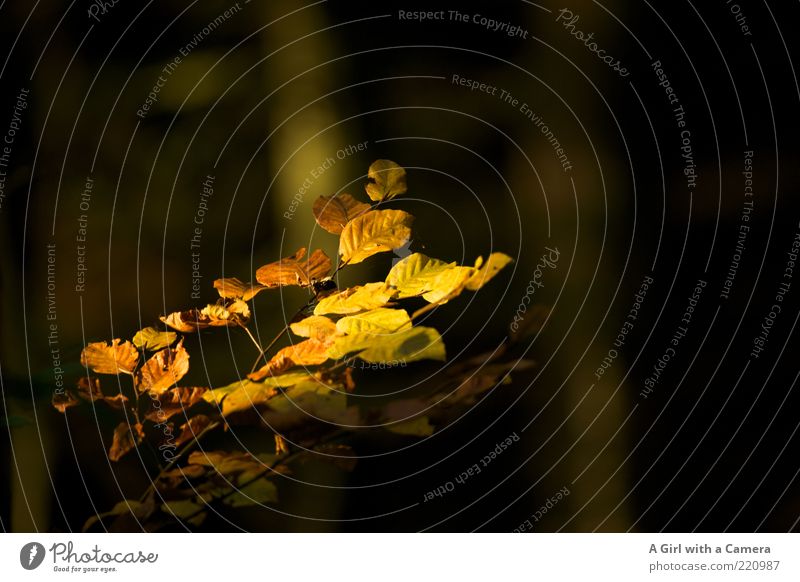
left=365, top=159, right=407, bottom=202
left=339, top=209, right=414, bottom=264
left=312, top=193, right=371, bottom=234
left=144, top=386, right=207, bottom=422
left=213, top=277, right=268, bottom=301
left=109, top=422, right=144, bottom=462
left=160, top=299, right=250, bottom=332
left=255, top=247, right=332, bottom=287
left=52, top=390, right=80, bottom=413
left=136, top=340, right=190, bottom=395
left=80, top=339, right=139, bottom=375
left=132, top=327, right=177, bottom=351
left=313, top=282, right=397, bottom=316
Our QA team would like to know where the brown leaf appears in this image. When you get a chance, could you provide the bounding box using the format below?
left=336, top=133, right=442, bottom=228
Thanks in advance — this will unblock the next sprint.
left=161, top=300, right=250, bottom=333
left=213, top=277, right=268, bottom=301
left=173, top=415, right=213, bottom=449
left=136, top=340, right=190, bottom=395
left=75, top=377, right=128, bottom=410
left=312, top=193, right=371, bottom=234
left=80, top=339, right=139, bottom=375
left=248, top=339, right=331, bottom=381
left=144, top=386, right=207, bottom=422
left=255, top=248, right=332, bottom=288
left=52, top=390, right=79, bottom=413
left=109, top=422, right=143, bottom=462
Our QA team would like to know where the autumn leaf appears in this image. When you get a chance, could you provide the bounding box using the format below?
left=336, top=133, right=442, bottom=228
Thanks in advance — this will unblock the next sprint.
left=386, top=416, right=434, bottom=436
left=313, top=282, right=397, bottom=315
left=68, top=376, right=128, bottom=410
left=109, top=422, right=143, bottom=461
left=80, top=339, right=139, bottom=375
left=161, top=500, right=207, bottom=527
left=312, top=193, right=371, bottom=234
left=335, top=307, right=412, bottom=335
left=386, top=253, right=474, bottom=303
left=132, top=327, right=177, bottom=351
left=289, top=315, right=338, bottom=340
left=213, top=277, right=268, bottom=301
left=329, top=326, right=445, bottom=363
left=136, top=340, right=190, bottom=395
left=52, top=390, right=79, bottom=413
left=365, top=159, right=407, bottom=201
left=259, top=380, right=359, bottom=429
left=144, top=386, right=207, bottom=422
left=339, top=209, right=413, bottom=264
left=187, top=451, right=279, bottom=508
left=203, top=372, right=312, bottom=416
left=464, top=252, right=514, bottom=291
left=249, top=339, right=331, bottom=381
left=255, top=247, right=332, bottom=287
left=161, top=300, right=250, bottom=332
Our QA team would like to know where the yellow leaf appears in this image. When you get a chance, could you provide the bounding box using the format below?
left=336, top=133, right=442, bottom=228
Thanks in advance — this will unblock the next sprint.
left=329, top=326, right=445, bottom=363
left=339, top=209, right=413, bottom=264
left=136, top=340, right=190, bottom=395
left=289, top=315, right=338, bottom=340
left=365, top=159, right=407, bottom=201
left=464, top=252, right=513, bottom=291
left=202, top=372, right=311, bottom=416
left=132, top=327, right=177, bottom=351
left=261, top=380, right=359, bottom=428
left=335, top=308, right=411, bottom=335
left=255, top=247, right=331, bottom=287
left=313, top=282, right=397, bottom=315
left=213, top=277, right=268, bottom=301
left=312, top=193, right=371, bottom=234
left=80, top=339, right=139, bottom=375
left=386, top=253, right=474, bottom=303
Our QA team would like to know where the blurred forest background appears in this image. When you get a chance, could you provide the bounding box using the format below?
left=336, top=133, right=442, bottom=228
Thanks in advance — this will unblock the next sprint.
left=1, top=0, right=800, bottom=532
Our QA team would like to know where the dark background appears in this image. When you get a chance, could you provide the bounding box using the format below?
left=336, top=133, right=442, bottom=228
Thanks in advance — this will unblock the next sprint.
left=1, top=0, right=799, bottom=531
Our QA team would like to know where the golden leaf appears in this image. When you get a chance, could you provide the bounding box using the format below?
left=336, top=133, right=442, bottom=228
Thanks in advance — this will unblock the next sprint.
left=339, top=209, right=413, bottom=264
left=80, top=339, right=139, bottom=375
left=289, top=315, right=338, bottom=340
left=173, top=415, right=213, bottom=448
left=202, top=372, right=311, bottom=416
left=132, top=327, right=177, bottom=351
left=365, top=159, right=407, bottom=201
left=464, top=252, right=514, bottom=291
left=160, top=300, right=250, bottom=332
left=136, top=340, right=190, bottom=395
left=329, top=326, right=445, bottom=363
left=213, top=277, right=268, bottom=301
left=255, top=247, right=332, bottom=287
left=52, top=390, right=79, bottom=413
left=109, top=422, right=143, bottom=462
left=312, top=193, right=371, bottom=234
left=313, top=282, right=397, bottom=315
left=386, top=253, right=474, bottom=303
left=335, top=307, right=411, bottom=335
left=248, top=338, right=331, bottom=381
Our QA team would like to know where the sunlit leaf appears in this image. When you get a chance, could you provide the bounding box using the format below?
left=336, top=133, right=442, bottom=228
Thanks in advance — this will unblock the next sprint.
left=160, top=300, right=250, bottom=332
left=173, top=415, right=213, bottom=448
left=335, top=307, right=411, bottom=335
left=464, top=252, right=513, bottom=290
left=313, top=282, right=397, bottom=315
left=255, top=247, right=332, bottom=287
left=203, top=372, right=312, bottom=416
left=249, top=338, right=331, bottom=381
left=144, top=386, right=207, bottom=422
left=261, top=380, right=359, bottom=428
left=213, top=277, right=268, bottom=301
left=386, top=253, right=474, bottom=303
left=329, top=326, right=445, bottom=363
left=136, top=340, right=190, bottom=395
left=365, top=159, right=407, bottom=201
left=108, top=422, right=143, bottom=461
left=132, top=327, right=177, bottom=351
left=289, top=315, right=338, bottom=340
left=312, top=193, right=371, bottom=234
left=339, top=209, right=413, bottom=264
left=52, top=390, right=79, bottom=413
left=80, top=339, right=139, bottom=375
